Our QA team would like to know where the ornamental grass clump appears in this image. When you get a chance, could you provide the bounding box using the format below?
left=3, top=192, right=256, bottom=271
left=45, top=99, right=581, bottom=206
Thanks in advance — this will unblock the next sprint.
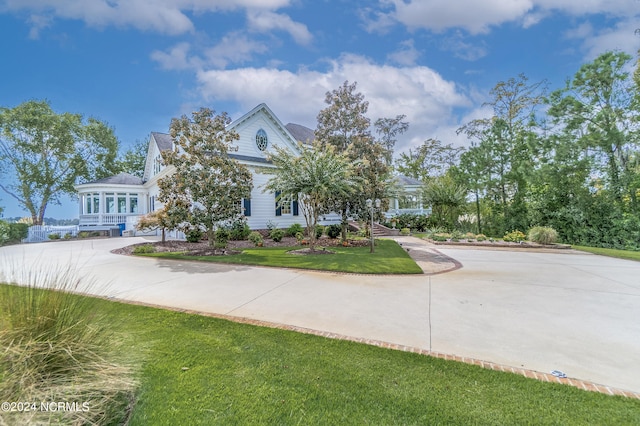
left=528, top=226, right=559, bottom=245
left=0, top=266, right=137, bottom=425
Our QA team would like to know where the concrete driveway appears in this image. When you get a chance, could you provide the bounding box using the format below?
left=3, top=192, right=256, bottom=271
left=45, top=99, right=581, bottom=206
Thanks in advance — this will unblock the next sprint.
left=1, top=237, right=639, bottom=393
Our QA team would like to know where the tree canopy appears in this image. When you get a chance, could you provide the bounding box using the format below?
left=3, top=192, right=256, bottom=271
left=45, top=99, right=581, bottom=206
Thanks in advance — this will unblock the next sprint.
left=264, top=143, right=357, bottom=250
left=0, top=100, right=119, bottom=224
left=158, top=108, right=252, bottom=246
left=450, top=51, right=640, bottom=248
left=315, top=81, right=392, bottom=239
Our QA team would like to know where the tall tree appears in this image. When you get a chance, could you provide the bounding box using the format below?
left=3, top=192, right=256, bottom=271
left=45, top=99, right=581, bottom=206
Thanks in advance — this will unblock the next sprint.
left=315, top=81, right=391, bottom=239
left=457, top=74, right=547, bottom=234
left=158, top=108, right=253, bottom=246
left=116, top=139, right=148, bottom=178
left=0, top=100, right=119, bottom=225
left=395, top=138, right=463, bottom=182
left=264, top=143, right=357, bottom=250
left=452, top=141, right=496, bottom=234
left=374, top=115, right=409, bottom=165
left=547, top=51, right=638, bottom=205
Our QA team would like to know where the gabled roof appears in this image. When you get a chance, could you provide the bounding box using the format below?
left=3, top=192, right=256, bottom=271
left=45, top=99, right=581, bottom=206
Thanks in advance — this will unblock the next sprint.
left=229, top=103, right=300, bottom=153
left=82, top=172, right=143, bottom=186
left=285, top=123, right=315, bottom=145
left=395, top=174, right=422, bottom=186
left=150, top=132, right=172, bottom=152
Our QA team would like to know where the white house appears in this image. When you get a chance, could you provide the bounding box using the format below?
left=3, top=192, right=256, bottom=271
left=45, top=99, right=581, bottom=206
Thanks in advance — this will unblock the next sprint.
left=76, top=103, right=314, bottom=235
left=75, top=103, right=426, bottom=236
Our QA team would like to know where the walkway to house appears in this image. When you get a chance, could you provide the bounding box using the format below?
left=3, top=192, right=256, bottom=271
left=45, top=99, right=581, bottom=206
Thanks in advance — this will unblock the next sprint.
left=1, top=236, right=639, bottom=397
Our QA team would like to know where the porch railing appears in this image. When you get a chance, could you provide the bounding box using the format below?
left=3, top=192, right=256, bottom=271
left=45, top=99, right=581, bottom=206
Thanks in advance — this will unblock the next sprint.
left=79, top=214, right=140, bottom=225
left=385, top=207, right=432, bottom=218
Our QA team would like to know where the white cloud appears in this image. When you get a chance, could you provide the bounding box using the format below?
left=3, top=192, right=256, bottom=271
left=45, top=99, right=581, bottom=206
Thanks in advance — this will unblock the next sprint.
left=1, top=0, right=294, bottom=35
left=387, top=39, right=421, bottom=66
left=150, top=34, right=273, bottom=70
left=384, top=0, right=534, bottom=34
left=441, top=32, right=488, bottom=61
left=195, top=54, right=471, bottom=153
left=204, top=33, right=269, bottom=68
left=576, top=19, right=640, bottom=60
left=377, top=0, right=639, bottom=35
left=246, top=10, right=312, bottom=45
left=151, top=42, right=201, bottom=70
left=26, top=14, right=52, bottom=39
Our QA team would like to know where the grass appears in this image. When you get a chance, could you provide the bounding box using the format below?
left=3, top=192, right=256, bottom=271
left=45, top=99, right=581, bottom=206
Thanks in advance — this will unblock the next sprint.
left=84, top=298, right=640, bottom=424
left=574, top=245, right=640, bottom=262
left=0, top=269, right=136, bottom=425
left=140, top=239, right=423, bottom=274
left=2, top=287, right=639, bottom=424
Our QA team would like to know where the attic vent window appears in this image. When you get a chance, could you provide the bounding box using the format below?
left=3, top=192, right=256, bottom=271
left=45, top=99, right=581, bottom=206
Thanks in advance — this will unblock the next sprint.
left=256, top=129, right=268, bottom=151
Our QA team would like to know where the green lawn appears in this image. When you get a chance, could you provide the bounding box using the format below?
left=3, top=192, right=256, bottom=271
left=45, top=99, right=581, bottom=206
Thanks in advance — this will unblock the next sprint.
left=95, top=299, right=638, bottom=425
left=141, top=239, right=423, bottom=274
left=574, top=245, right=640, bottom=262
left=2, top=288, right=638, bottom=425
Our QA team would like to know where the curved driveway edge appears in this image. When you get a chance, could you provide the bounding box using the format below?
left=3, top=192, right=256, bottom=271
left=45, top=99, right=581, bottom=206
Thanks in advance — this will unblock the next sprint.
left=105, top=296, right=640, bottom=400
left=2, top=237, right=640, bottom=395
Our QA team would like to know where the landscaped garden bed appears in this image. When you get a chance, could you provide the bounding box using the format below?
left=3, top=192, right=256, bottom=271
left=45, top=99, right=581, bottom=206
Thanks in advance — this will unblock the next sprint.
left=114, top=238, right=423, bottom=274
left=112, top=236, right=371, bottom=256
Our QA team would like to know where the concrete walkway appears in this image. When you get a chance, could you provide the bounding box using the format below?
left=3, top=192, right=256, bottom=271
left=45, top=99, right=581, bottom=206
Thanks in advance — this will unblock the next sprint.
left=1, top=236, right=639, bottom=395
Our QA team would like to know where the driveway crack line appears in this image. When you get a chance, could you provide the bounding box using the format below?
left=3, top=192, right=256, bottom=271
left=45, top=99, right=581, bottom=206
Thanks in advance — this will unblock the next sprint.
left=225, top=272, right=303, bottom=316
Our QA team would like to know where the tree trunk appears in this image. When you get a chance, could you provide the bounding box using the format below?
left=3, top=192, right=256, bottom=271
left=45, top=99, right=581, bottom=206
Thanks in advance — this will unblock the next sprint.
left=475, top=188, right=482, bottom=234
left=208, top=228, right=215, bottom=247
left=340, top=207, right=348, bottom=242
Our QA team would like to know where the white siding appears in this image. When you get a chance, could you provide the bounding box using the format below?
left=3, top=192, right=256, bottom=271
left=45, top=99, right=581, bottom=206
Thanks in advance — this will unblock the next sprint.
left=231, top=109, right=299, bottom=160
left=245, top=169, right=306, bottom=230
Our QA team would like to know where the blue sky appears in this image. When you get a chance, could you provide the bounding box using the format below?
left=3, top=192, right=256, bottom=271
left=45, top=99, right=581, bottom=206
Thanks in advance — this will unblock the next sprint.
left=1, top=0, right=639, bottom=219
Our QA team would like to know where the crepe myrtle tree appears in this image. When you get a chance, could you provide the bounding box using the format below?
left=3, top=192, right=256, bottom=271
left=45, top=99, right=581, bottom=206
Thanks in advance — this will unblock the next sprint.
left=136, top=197, right=190, bottom=243
left=264, top=142, right=357, bottom=251
left=158, top=108, right=252, bottom=246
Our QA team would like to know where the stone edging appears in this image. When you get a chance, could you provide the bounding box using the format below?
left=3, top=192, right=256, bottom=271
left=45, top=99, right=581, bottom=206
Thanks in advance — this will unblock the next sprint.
left=104, top=296, right=640, bottom=400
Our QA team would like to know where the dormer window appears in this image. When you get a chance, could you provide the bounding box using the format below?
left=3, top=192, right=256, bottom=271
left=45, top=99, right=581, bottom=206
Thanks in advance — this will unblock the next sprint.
left=256, top=129, right=268, bottom=151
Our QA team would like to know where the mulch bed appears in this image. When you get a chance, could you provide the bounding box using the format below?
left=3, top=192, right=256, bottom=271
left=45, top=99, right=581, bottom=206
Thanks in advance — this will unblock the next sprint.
left=112, top=236, right=370, bottom=256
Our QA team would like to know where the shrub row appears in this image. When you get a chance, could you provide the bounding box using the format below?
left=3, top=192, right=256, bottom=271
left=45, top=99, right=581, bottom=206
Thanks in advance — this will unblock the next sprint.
left=0, top=221, right=29, bottom=246
left=424, top=226, right=559, bottom=245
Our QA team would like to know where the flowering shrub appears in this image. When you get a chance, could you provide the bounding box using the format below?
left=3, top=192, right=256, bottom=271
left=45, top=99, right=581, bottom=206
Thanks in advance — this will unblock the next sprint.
left=503, top=230, right=526, bottom=242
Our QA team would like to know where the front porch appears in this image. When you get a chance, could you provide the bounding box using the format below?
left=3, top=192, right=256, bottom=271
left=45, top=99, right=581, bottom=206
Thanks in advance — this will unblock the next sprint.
left=79, top=213, right=142, bottom=232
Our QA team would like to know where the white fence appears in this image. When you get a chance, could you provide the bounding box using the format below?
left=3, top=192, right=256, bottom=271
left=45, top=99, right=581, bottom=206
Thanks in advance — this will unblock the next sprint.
left=23, top=225, right=79, bottom=243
